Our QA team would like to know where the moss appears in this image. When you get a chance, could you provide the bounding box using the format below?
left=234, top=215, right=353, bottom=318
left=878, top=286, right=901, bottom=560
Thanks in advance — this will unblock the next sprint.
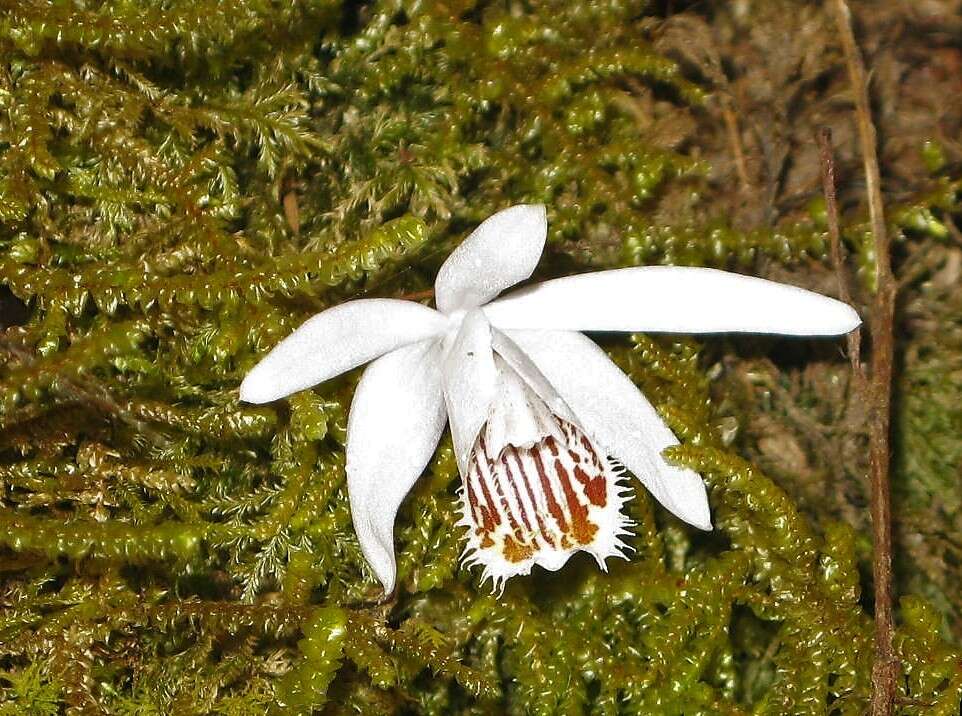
left=1, top=0, right=961, bottom=713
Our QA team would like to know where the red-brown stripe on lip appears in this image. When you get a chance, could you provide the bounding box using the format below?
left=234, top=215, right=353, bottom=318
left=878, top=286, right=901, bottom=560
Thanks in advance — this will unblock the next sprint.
left=507, top=446, right=556, bottom=548
left=471, top=449, right=502, bottom=527
left=479, top=436, right=526, bottom=544
left=501, top=455, right=533, bottom=531
left=574, top=463, right=607, bottom=507
left=553, top=456, right=597, bottom=544
left=530, top=445, right=569, bottom=534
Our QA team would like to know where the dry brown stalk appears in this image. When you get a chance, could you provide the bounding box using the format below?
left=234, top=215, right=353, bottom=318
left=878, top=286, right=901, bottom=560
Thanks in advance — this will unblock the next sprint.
left=828, top=2, right=899, bottom=714
left=722, top=100, right=752, bottom=193
left=816, top=127, right=862, bottom=383
left=395, top=288, right=436, bottom=302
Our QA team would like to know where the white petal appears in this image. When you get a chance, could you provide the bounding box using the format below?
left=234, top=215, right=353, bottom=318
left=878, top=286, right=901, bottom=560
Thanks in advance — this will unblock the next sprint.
left=485, top=266, right=860, bottom=335
left=346, top=340, right=446, bottom=594
left=441, top=309, right=497, bottom=476
left=506, top=329, right=712, bottom=530
left=240, top=299, right=446, bottom=404
left=434, top=204, right=547, bottom=314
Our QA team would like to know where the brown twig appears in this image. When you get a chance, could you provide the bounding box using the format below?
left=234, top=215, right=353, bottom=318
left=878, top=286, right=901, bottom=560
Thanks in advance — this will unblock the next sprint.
left=395, top=288, right=435, bottom=302
left=722, top=100, right=752, bottom=193
left=828, top=2, right=899, bottom=714
left=816, top=127, right=863, bottom=384
left=0, top=335, right=168, bottom=447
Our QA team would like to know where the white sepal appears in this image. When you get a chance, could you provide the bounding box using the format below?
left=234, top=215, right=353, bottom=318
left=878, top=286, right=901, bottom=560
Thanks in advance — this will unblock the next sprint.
left=346, top=340, right=447, bottom=594
left=434, top=204, right=547, bottom=314
left=506, top=329, right=712, bottom=530
left=485, top=266, right=860, bottom=336
left=240, top=299, right=446, bottom=404
left=441, top=309, right=497, bottom=477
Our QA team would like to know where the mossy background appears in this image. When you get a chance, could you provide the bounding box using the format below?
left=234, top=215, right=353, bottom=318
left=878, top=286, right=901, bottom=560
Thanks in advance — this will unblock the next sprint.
left=1, top=0, right=961, bottom=713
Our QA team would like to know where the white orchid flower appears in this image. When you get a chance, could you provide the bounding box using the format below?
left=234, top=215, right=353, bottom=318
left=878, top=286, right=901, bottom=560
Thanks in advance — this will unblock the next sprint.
left=240, top=205, right=860, bottom=594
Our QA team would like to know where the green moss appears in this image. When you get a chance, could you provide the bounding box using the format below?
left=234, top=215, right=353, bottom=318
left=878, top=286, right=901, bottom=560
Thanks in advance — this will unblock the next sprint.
left=1, top=0, right=960, bottom=713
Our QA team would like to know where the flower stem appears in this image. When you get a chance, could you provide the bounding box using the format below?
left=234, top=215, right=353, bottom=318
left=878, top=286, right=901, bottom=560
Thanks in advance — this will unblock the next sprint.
left=828, top=2, right=899, bottom=713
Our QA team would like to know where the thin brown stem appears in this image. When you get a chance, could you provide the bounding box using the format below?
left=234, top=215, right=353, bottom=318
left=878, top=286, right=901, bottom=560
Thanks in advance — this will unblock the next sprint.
left=0, top=336, right=168, bottom=446
left=722, top=100, right=752, bottom=192
left=816, top=127, right=863, bottom=384
left=829, top=2, right=899, bottom=714
left=395, top=288, right=436, bottom=302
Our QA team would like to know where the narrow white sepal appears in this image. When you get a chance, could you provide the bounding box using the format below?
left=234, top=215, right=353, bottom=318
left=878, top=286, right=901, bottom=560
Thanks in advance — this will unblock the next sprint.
left=485, top=266, right=861, bottom=336
left=506, top=329, right=712, bottom=530
left=434, top=204, right=547, bottom=315
left=240, top=299, right=446, bottom=404
left=346, top=340, right=446, bottom=594
left=441, top=309, right=497, bottom=477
